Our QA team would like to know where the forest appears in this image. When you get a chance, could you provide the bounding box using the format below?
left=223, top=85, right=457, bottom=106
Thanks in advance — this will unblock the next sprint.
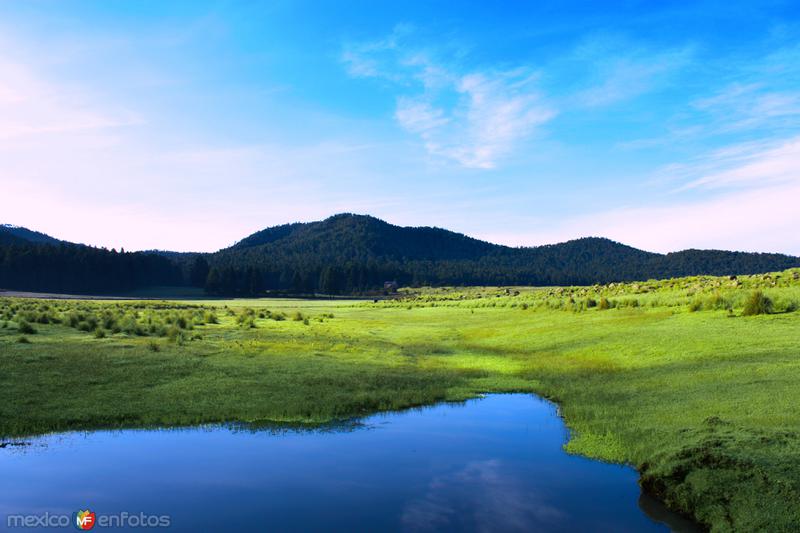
left=2, top=214, right=799, bottom=295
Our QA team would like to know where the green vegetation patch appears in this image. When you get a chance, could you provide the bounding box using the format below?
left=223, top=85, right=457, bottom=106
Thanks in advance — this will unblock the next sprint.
left=2, top=268, right=800, bottom=531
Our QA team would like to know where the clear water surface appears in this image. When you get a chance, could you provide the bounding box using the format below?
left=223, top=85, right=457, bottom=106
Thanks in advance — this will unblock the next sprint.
left=0, top=394, right=697, bottom=532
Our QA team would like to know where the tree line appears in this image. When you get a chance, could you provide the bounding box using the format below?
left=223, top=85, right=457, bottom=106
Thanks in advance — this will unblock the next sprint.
left=2, top=214, right=799, bottom=296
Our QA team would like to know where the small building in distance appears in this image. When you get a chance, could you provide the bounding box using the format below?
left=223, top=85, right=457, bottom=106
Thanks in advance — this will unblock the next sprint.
left=383, top=280, right=399, bottom=293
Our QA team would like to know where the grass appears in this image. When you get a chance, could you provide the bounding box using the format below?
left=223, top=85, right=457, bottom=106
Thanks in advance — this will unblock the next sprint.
left=1, top=268, right=800, bottom=531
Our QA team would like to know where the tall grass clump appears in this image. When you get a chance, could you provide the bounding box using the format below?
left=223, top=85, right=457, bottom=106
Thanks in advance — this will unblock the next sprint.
left=742, top=290, right=772, bottom=316
left=235, top=308, right=257, bottom=328
left=17, top=320, right=37, bottom=334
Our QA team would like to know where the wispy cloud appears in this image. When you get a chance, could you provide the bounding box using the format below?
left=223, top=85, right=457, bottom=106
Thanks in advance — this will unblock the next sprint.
left=572, top=39, right=694, bottom=107
left=343, top=30, right=555, bottom=169
left=343, top=30, right=698, bottom=168
left=0, top=36, right=418, bottom=252
left=556, top=183, right=800, bottom=254
left=401, top=460, right=564, bottom=532
left=691, top=82, right=800, bottom=133
left=621, top=42, right=800, bottom=149
left=492, top=136, right=800, bottom=254
left=675, top=136, right=800, bottom=190
left=394, top=72, right=554, bottom=169
left=0, top=55, right=142, bottom=141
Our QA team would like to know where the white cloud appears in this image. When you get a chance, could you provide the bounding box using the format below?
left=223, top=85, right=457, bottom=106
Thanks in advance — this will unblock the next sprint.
left=486, top=136, right=800, bottom=255
left=569, top=34, right=693, bottom=107
left=343, top=34, right=555, bottom=169
left=678, top=136, right=800, bottom=190
left=394, top=72, right=554, bottom=169
left=401, top=460, right=564, bottom=531
left=341, top=24, right=410, bottom=81
left=395, top=97, right=450, bottom=133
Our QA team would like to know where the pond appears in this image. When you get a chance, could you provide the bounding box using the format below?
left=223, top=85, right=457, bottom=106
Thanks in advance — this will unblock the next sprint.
left=0, top=394, right=696, bottom=531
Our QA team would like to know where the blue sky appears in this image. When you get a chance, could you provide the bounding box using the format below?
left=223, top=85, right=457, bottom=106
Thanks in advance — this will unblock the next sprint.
left=1, top=0, right=799, bottom=253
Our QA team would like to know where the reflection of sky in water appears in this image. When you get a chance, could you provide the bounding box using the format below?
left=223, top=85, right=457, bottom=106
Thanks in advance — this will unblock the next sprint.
left=402, top=459, right=565, bottom=532
left=0, top=395, right=678, bottom=532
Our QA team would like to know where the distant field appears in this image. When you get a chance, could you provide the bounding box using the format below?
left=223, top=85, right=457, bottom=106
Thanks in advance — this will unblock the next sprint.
left=0, top=286, right=368, bottom=304
left=2, top=269, right=799, bottom=531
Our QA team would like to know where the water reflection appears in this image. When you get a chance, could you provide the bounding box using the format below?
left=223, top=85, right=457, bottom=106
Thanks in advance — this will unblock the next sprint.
left=0, top=394, right=692, bottom=532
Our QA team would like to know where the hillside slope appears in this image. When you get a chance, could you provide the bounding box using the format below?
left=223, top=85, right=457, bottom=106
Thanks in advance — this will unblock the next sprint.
left=0, top=224, right=64, bottom=246
left=205, top=214, right=800, bottom=294
left=2, top=214, right=799, bottom=295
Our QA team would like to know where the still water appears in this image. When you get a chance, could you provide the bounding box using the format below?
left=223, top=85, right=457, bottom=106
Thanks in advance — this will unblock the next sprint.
left=0, top=394, right=694, bottom=532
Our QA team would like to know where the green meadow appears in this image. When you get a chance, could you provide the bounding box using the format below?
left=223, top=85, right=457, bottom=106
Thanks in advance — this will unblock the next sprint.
left=2, top=269, right=800, bottom=531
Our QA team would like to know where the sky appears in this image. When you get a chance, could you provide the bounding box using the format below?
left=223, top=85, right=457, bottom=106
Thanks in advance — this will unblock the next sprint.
left=1, top=0, right=800, bottom=254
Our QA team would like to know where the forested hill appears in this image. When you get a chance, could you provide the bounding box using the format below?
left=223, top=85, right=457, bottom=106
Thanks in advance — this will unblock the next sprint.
left=2, top=214, right=799, bottom=295
left=0, top=224, right=63, bottom=246
left=0, top=226, right=183, bottom=294
left=229, top=214, right=498, bottom=259
left=206, top=214, right=800, bottom=294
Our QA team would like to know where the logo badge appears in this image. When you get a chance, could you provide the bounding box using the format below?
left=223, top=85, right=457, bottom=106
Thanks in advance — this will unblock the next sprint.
left=75, top=509, right=96, bottom=530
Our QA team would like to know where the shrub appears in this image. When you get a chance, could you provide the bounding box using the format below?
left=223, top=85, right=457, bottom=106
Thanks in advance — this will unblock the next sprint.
left=585, top=298, right=597, bottom=308
left=119, top=316, right=144, bottom=335
left=235, top=310, right=255, bottom=327
left=688, top=299, right=703, bottom=312
left=166, top=326, right=182, bottom=342
left=204, top=311, right=219, bottom=324
left=598, top=298, right=611, bottom=310
left=18, top=320, right=36, bottom=334
left=94, top=328, right=106, bottom=339
left=619, top=298, right=640, bottom=308
left=292, top=312, right=304, bottom=321
left=102, top=315, right=117, bottom=330
left=742, top=290, right=772, bottom=316
left=706, top=292, right=728, bottom=310
left=147, top=340, right=160, bottom=352
left=66, top=312, right=81, bottom=328
left=17, top=336, right=30, bottom=344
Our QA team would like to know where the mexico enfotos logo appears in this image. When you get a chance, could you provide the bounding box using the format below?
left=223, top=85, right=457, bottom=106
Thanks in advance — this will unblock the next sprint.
left=75, top=510, right=96, bottom=530
left=6, top=509, right=171, bottom=529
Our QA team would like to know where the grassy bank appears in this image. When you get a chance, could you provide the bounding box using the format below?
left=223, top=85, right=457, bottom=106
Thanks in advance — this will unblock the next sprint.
left=2, top=269, right=800, bottom=531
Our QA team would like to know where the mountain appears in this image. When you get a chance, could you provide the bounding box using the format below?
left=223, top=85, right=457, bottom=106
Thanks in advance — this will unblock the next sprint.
left=0, top=224, right=64, bottom=246
left=204, top=214, right=800, bottom=294
left=228, top=214, right=498, bottom=259
left=0, top=225, right=183, bottom=294
left=2, top=214, right=799, bottom=295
